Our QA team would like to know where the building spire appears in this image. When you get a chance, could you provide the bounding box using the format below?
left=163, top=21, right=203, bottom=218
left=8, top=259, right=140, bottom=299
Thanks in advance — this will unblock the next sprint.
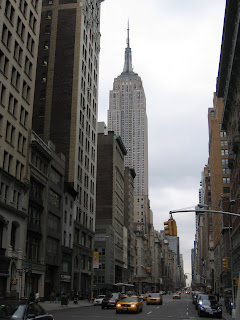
left=122, top=21, right=134, bottom=74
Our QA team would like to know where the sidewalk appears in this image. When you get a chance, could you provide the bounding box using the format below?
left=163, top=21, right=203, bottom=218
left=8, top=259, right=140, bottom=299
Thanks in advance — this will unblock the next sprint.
left=219, top=298, right=233, bottom=320
left=39, top=299, right=93, bottom=312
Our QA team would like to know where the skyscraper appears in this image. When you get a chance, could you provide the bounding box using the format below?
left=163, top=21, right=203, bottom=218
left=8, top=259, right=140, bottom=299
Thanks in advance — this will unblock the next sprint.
left=0, top=0, right=42, bottom=296
left=32, top=0, right=104, bottom=295
left=107, top=25, right=150, bottom=281
left=108, top=24, right=148, bottom=197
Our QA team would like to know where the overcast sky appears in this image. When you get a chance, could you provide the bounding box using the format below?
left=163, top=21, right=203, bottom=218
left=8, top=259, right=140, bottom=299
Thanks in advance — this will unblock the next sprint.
left=97, top=0, right=226, bottom=285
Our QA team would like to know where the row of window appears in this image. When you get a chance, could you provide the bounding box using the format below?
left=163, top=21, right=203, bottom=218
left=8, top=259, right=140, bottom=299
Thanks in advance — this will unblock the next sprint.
left=0, top=181, right=22, bottom=209
left=2, top=150, right=25, bottom=180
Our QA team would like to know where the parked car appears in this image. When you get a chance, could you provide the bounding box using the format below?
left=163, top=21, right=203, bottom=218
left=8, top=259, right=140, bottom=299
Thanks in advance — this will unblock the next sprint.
left=93, top=295, right=105, bottom=306
left=196, top=294, right=217, bottom=310
left=116, top=296, right=143, bottom=313
left=198, top=299, right=222, bottom=318
left=101, top=293, right=120, bottom=309
left=146, top=293, right=163, bottom=305
left=0, top=298, right=54, bottom=320
left=172, top=292, right=181, bottom=299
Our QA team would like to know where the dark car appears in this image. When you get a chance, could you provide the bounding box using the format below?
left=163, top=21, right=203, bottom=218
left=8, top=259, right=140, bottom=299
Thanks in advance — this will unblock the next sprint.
left=0, top=298, right=54, bottom=319
left=101, top=293, right=120, bottom=309
left=198, top=300, right=222, bottom=318
left=196, top=294, right=217, bottom=310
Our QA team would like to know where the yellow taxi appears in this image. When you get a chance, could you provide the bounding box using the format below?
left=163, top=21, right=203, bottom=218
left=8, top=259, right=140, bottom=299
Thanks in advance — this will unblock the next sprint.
left=116, top=295, right=143, bottom=313
left=146, top=293, right=163, bottom=305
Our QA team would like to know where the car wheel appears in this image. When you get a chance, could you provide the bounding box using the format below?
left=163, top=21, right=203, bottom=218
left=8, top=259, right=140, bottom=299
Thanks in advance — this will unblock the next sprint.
left=147, top=302, right=149, bottom=305
left=102, top=306, right=105, bottom=309
left=140, top=306, right=143, bottom=312
left=116, top=310, right=119, bottom=314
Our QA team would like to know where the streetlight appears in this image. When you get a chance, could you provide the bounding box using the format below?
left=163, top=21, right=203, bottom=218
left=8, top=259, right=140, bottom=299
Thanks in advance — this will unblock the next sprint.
left=170, top=204, right=238, bottom=314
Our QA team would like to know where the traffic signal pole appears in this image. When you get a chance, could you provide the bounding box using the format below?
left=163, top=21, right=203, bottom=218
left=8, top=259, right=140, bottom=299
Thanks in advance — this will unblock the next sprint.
left=169, top=205, right=239, bottom=315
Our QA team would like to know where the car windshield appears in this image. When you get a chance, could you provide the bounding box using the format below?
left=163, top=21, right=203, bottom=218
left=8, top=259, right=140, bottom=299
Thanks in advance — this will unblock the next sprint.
left=111, top=293, right=119, bottom=298
left=96, top=295, right=104, bottom=299
left=0, top=301, right=25, bottom=319
left=149, top=293, right=160, bottom=298
left=121, top=297, right=138, bottom=302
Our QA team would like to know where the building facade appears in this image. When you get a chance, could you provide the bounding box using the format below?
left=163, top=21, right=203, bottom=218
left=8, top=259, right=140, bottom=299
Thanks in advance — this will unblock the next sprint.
left=94, top=127, right=127, bottom=291
left=0, top=0, right=42, bottom=296
left=32, top=0, right=104, bottom=297
left=217, top=0, right=240, bottom=303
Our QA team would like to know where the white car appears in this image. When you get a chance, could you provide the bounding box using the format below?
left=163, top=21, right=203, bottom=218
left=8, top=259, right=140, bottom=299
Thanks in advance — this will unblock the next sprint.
left=93, top=295, right=105, bottom=306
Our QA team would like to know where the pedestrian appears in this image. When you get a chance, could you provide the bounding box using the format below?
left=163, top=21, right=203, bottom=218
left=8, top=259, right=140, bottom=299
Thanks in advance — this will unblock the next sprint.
left=50, top=290, right=55, bottom=303
left=35, top=292, right=39, bottom=303
left=56, top=292, right=60, bottom=303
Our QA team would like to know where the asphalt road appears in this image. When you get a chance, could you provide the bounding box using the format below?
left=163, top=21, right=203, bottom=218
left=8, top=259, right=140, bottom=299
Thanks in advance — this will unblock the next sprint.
left=50, top=293, right=217, bottom=320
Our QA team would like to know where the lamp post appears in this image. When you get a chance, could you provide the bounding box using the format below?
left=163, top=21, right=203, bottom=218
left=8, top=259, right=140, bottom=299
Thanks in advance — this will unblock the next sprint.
left=170, top=204, right=238, bottom=314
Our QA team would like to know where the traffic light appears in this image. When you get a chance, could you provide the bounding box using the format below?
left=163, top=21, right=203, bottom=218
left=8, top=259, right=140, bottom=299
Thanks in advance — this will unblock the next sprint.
left=233, top=278, right=239, bottom=287
left=171, top=219, right=178, bottom=236
left=222, top=258, right=228, bottom=269
left=164, top=219, right=172, bottom=236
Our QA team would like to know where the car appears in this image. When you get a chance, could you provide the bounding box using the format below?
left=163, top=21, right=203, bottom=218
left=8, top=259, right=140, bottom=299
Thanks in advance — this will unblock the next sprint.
left=198, top=300, right=222, bottom=318
left=93, top=295, right=105, bottom=306
left=101, top=293, right=120, bottom=309
left=116, top=295, right=143, bottom=313
left=196, top=294, right=217, bottom=310
left=173, top=292, right=181, bottom=299
left=146, top=293, right=163, bottom=305
left=0, top=298, right=54, bottom=319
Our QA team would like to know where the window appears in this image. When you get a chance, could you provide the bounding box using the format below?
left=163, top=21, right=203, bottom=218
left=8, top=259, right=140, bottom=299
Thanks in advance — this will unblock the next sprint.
left=220, top=131, right=227, bottom=138
left=81, top=232, right=86, bottom=246
left=0, top=50, right=9, bottom=76
left=26, top=235, right=40, bottom=261
left=48, top=213, right=59, bottom=231
left=10, top=222, right=18, bottom=250
left=49, top=189, right=60, bottom=208
left=220, top=140, right=228, bottom=146
left=223, top=178, right=230, bottom=184
left=2, top=24, right=12, bottom=50
left=221, top=149, right=228, bottom=156
left=223, top=187, right=230, bottom=194
left=8, top=94, right=18, bottom=117
left=46, top=237, right=58, bottom=254
left=0, top=83, right=7, bottom=106
left=221, top=159, right=228, bottom=165
left=222, top=168, right=229, bottom=175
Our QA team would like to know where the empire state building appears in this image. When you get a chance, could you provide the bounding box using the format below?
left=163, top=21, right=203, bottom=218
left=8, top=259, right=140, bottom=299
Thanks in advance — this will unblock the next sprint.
left=108, top=26, right=148, bottom=196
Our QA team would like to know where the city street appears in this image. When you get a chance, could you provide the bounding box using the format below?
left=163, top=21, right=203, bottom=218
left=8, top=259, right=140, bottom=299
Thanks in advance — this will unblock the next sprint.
left=48, top=294, right=220, bottom=320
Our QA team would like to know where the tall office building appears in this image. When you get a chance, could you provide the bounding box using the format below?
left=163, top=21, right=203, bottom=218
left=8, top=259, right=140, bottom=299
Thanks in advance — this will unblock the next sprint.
left=0, top=0, right=42, bottom=295
left=108, top=25, right=148, bottom=197
left=32, top=0, right=104, bottom=295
